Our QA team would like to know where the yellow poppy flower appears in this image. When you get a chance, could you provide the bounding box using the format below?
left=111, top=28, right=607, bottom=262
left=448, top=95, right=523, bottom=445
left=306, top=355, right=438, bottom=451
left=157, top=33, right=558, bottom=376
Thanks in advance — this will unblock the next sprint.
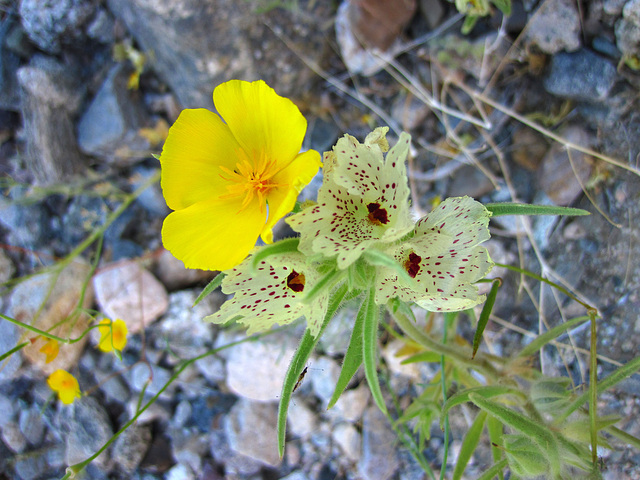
left=97, top=318, right=128, bottom=352
left=39, top=338, right=59, bottom=363
left=160, top=79, right=321, bottom=271
left=47, top=369, right=82, bottom=405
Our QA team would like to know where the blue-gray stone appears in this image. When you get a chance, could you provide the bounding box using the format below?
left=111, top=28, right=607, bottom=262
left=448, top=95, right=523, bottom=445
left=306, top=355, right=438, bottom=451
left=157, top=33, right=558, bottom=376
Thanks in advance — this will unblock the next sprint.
left=544, top=49, right=618, bottom=101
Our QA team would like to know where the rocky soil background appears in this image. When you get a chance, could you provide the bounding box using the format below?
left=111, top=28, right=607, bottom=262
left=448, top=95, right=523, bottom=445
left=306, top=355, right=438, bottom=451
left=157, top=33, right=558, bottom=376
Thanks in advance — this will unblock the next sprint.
left=1, top=0, right=640, bottom=479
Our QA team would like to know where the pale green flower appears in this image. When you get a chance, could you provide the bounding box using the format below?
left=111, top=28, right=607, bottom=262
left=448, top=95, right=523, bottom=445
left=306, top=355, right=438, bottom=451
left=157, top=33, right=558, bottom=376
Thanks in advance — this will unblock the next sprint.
left=375, top=196, right=493, bottom=311
left=287, top=127, right=414, bottom=269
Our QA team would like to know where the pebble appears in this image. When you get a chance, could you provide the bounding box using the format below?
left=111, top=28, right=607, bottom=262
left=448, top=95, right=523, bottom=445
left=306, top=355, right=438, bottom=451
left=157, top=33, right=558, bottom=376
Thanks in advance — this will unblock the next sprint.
left=93, top=259, right=169, bottom=334
left=0, top=313, right=21, bottom=382
left=0, top=393, right=16, bottom=428
left=61, top=396, right=114, bottom=470
left=525, top=0, right=581, bottom=54
left=288, top=400, right=317, bottom=439
left=543, top=49, right=618, bottom=102
left=77, top=64, right=149, bottom=165
left=153, top=249, right=214, bottom=291
left=331, top=422, right=361, bottom=462
left=111, top=422, right=152, bottom=474
left=358, top=406, right=399, bottom=480
left=209, top=429, right=263, bottom=476
left=128, top=362, right=174, bottom=400
left=1, top=421, right=27, bottom=453
left=10, top=260, right=93, bottom=375
left=165, top=463, right=195, bottom=480
left=328, top=384, right=370, bottom=423
left=309, top=356, right=341, bottom=404
left=224, top=398, right=280, bottom=467
left=222, top=333, right=297, bottom=402
left=616, top=0, right=640, bottom=63
left=18, top=405, right=45, bottom=446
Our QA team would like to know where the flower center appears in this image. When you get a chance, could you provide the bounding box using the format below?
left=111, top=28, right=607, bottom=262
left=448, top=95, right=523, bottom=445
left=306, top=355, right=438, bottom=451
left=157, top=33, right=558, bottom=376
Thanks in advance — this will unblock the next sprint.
left=366, top=202, right=389, bottom=226
left=286, top=270, right=306, bottom=292
left=404, top=252, right=422, bottom=278
left=219, top=150, right=284, bottom=212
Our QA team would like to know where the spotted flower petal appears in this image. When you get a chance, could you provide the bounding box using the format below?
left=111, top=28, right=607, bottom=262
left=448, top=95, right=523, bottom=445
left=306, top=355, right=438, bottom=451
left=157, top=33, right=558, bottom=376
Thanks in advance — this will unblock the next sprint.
left=287, top=128, right=414, bottom=269
left=205, top=250, right=329, bottom=337
left=375, top=196, right=493, bottom=311
left=160, top=79, right=321, bottom=272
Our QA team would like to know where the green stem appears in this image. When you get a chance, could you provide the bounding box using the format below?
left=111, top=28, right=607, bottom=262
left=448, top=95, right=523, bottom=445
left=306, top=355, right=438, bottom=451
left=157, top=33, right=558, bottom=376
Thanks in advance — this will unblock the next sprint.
left=589, top=309, right=598, bottom=469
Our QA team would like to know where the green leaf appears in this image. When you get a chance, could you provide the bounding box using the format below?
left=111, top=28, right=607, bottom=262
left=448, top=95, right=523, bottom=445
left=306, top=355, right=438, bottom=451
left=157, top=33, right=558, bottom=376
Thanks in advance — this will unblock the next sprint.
left=251, top=237, right=301, bottom=271
left=362, top=287, right=387, bottom=415
left=401, top=351, right=442, bottom=364
left=461, top=15, right=479, bottom=35
left=453, top=411, right=487, bottom=480
left=485, top=203, right=590, bottom=217
left=193, top=272, right=225, bottom=307
left=476, top=459, right=508, bottom=480
left=468, top=393, right=561, bottom=476
left=441, top=385, right=524, bottom=430
left=472, top=278, right=501, bottom=359
left=491, top=0, right=511, bottom=15
left=517, top=315, right=591, bottom=358
left=327, top=293, right=365, bottom=409
left=487, top=415, right=505, bottom=480
left=277, top=282, right=348, bottom=457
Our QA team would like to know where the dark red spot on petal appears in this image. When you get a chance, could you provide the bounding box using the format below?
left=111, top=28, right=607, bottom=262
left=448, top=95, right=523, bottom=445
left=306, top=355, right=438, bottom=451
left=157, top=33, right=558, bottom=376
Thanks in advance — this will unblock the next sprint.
left=286, top=270, right=306, bottom=293
left=366, top=202, right=389, bottom=225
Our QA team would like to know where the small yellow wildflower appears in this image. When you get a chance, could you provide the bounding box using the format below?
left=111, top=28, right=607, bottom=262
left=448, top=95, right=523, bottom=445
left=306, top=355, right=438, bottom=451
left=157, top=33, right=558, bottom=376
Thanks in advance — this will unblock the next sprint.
left=160, top=79, right=321, bottom=271
left=97, top=319, right=128, bottom=353
left=47, top=369, right=82, bottom=405
left=39, top=338, right=59, bottom=364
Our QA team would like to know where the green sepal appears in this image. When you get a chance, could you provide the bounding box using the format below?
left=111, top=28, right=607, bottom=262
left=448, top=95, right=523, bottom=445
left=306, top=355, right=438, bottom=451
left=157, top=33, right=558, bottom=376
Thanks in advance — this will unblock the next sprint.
left=492, top=0, right=511, bottom=15
left=472, top=278, right=501, bottom=359
left=250, top=237, right=301, bottom=271
left=362, top=287, right=387, bottom=415
left=277, top=282, right=349, bottom=457
left=193, top=272, right=225, bottom=307
left=327, top=292, right=365, bottom=409
left=486, top=202, right=590, bottom=217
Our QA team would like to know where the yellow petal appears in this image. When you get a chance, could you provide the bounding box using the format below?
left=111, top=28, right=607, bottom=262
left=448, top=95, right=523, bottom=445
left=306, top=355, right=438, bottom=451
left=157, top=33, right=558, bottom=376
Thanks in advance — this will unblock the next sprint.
left=160, top=108, right=241, bottom=211
left=47, top=370, right=81, bottom=405
left=260, top=149, right=321, bottom=243
left=213, top=80, right=307, bottom=170
left=162, top=196, right=266, bottom=271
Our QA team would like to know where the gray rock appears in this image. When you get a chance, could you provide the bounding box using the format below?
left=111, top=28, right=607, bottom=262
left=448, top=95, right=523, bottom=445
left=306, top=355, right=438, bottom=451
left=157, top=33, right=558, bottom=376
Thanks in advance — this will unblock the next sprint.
left=1, top=421, right=27, bottom=453
left=0, top=16, right=22, bottom=111
left=86, top=8, right=115, bottom=44
left=165, top=463, right=195, bottom=480
left=332, top=422, right=361, bottom=462
left=223, top=332, right=297, bottom=402
left=60, top=396, right=114, bottom=469
left=132, top=166, right=168, bottom=216
left=0, top=190, right=50, bottom=251
left=19, top=406, right=46, bottom=446
left=616, top=0, right=640, bottom=62
left=107, top=0, right=331, bottom=109
left=112, top=422, right=152, bottom=474
left=0, top=393, right=16, bottom=428
left=210, top=429, right=263, bottom=476
left=287, top=401, right=317, bottom=439
left=77, top=64, right=149, bottom=165
left=17, top=55, right=85, bottom=184
left=128, top=362, right=174, bottom=400
left=358, top=406, right=399, bottom=480
left=95, top=369, right=130, bottom=405
left=224, top=398, right=280, bottom=467
left=0, top=312, right=21, bottom=382
left=309, top=356, right=341, bottom=404
left=525, top=0, right=581, bottom=54
left=543, top=49, right=617, bottom=102
left=13, top=451, right=49, bottom=480
left=19, top=0, right=97, bottom=53
left=153, top=290, right=216, bottom=361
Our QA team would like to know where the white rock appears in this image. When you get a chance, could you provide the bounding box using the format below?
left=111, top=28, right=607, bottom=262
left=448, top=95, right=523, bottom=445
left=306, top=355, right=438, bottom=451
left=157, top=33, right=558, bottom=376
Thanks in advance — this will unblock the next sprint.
left=332, top=422, right=362, bottom=462
left=288, top=401, right=317, bottom=439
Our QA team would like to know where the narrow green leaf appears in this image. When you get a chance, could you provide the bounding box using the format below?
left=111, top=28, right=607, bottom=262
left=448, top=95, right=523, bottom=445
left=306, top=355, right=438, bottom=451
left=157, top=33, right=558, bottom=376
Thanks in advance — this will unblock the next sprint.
left=327, top=295, right=365, bottom=409
left=517, top=315, right=591, bottom=358
left=441, top=385, right=524, bottom=431
left=453, top=411, right=487, bottom=480
left=487, top=416, right=505, bottom=480
left=277, top=282, right=348, bottom=457
left=461, top=15, right=479, bottom=35
left=362, top=287, right=387, bottom=415
left=476, top=459, right=508, bottom=480
left=0, top=341, right=29, bottom=362
left=472, top=278, right=501, bottom=359
left=401, top=351, right=442, bottom=364
left=491, top=0, right=511, bottom=15
left=485, top=203, right=590, bottom=217
left=589, top=309, right=598, bottom=468
left=469, top=393, right=561, bottom=476
left=193, top=272, right=225, bottom=307
left=251, top=237, right=300, bottom=270
left=151, top=153, right=160, bottom=160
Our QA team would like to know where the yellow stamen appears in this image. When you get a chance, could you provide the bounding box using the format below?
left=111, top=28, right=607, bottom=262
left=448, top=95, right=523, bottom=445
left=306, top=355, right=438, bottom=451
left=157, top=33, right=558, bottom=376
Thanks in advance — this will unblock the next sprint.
left=219, top=150, right=287, bottom=213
